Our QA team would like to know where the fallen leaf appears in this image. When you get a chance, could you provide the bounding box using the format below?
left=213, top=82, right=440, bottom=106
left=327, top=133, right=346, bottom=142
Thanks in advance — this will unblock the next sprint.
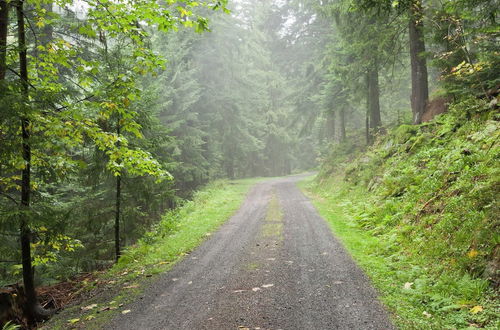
left=68, top=318, right=80, bottom=324
left=262, top=284, right=274, bottom=288
left=467, top=249, right=479, bottom=258
left=403, top=282, right=413, bottom=290
left=122, top=310, right=131, bottom=315
left=123, top=284, right=139, bottom=289
left=188, top=281, right=193, bottom=285
left=470, top=305, right=483, bottom=314
left=422, top=311, right=432, bottom=318
left=81, top=303, right=98, bottom=311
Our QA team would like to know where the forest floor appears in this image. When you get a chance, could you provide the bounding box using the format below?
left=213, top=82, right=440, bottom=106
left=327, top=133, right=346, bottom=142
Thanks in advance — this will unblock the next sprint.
left=102, top=173, right=393, bottom=330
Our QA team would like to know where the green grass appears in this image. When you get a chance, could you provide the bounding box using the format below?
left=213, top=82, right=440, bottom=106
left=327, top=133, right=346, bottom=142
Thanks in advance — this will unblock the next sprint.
left=302, top=98, right=500, bottom=329
left=300, top=176, right=499, bottom=329
left=42, top=178, right=262, bottom=329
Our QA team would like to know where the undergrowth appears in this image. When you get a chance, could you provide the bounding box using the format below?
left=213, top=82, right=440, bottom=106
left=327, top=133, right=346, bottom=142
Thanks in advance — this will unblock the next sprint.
left=41, top=178, right=260, bottom=329
left=307, top=97, right=499, bottom=329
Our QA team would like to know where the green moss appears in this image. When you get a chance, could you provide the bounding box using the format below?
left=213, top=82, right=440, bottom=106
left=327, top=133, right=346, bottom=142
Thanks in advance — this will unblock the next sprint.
left=393, top=124, right=419, bottom=144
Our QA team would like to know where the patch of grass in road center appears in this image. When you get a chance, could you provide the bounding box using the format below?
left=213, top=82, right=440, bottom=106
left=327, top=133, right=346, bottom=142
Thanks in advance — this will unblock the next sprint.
left=246, top=262, right=261, bottom=271
left=261, top=192, right=284, bottom=238
left=298, top=175, right=499, bottom=330
left=261, top=222, right=283, bottom=238
left=42, top=178, right=263, bottom=330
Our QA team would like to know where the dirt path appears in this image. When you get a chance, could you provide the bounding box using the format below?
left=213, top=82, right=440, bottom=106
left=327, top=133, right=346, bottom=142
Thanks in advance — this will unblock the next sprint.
left=109, top=175, right=393, bottom=330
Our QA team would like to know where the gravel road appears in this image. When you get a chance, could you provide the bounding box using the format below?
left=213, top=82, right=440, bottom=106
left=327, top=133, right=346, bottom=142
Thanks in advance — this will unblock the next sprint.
left=109, top=175, right=394, bottom=330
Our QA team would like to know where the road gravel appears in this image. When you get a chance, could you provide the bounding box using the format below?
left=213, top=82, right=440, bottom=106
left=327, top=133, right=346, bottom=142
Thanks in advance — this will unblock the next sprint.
left=109, top=175, right=394, bottom=330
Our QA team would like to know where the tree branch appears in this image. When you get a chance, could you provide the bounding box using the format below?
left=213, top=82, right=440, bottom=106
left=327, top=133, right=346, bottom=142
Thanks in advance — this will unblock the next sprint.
left=0, top=191, right=19, bottom=205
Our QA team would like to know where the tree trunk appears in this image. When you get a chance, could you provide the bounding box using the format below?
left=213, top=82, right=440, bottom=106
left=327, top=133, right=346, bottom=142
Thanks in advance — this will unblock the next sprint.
left=368, top=62, right=381, bottom=131
left=17, top=0, right=37, bottom=324
left=338, top=108, right=346, bottom=143
left=226, top=158, right=234, bottom=179
left=365, top=112, right=370, bottom=145
left=0, top=0, right=8, bottom=80
left=365, top=73, right=371, bottom=145
left=409, top=0, right=429, bottom=124
left=326, top=111, right=335, bottom=142
left=115, top=174, right=121, bottom=261
left=366, top=61, right=381, bottom=145
left=40, top=3, right=53, bottom=45
left=115, top=122, right=121, bottom=262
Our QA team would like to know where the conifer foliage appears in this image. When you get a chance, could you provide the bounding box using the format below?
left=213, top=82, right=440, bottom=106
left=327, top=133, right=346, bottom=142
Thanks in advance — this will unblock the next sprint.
left=0, top=0, right=498, bottom=326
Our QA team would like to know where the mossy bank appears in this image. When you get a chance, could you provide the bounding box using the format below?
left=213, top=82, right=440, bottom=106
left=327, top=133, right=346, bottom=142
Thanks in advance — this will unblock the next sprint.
left=304, top=97, right=499, bottom=329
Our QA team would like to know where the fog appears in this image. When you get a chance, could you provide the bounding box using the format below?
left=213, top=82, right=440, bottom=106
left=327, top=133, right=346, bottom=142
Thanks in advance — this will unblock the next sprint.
left=146, top=0, right=411, bottom=180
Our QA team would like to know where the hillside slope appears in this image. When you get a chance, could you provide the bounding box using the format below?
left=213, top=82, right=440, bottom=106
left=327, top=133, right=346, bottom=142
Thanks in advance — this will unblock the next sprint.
left=308, top=97, right=499, bottom=328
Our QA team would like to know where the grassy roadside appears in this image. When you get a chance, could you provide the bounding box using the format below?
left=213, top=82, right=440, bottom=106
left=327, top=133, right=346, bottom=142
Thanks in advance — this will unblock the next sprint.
left=41, top=178, right=262, bottom=329
left=299, top=175, right=499, bottom=330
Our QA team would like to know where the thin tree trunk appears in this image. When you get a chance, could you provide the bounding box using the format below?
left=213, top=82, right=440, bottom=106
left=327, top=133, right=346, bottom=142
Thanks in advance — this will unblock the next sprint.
left=338, top=108, right=346, bottom=142
left=115, top=174, right=121, bottom=261
left=40, top=3, right=53, bottom=44
left=326, top=111, right=335, bottom=142
left=17, top=0, right=37, bottom=324
left=366, top=72, right=371, bottom=145
left=368, top=62, right=381, bottom=131
left=226, top=158, right=234, bottom=179
left=0, top=0, right=8, bottom=80
left=115, top=122, right=121, bottom=262
left=409, top=0, right=429, bottom=124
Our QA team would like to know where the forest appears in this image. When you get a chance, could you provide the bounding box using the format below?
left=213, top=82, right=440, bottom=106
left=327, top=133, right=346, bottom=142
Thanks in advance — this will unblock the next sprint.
left=0, top=0, right=498, bottom=328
